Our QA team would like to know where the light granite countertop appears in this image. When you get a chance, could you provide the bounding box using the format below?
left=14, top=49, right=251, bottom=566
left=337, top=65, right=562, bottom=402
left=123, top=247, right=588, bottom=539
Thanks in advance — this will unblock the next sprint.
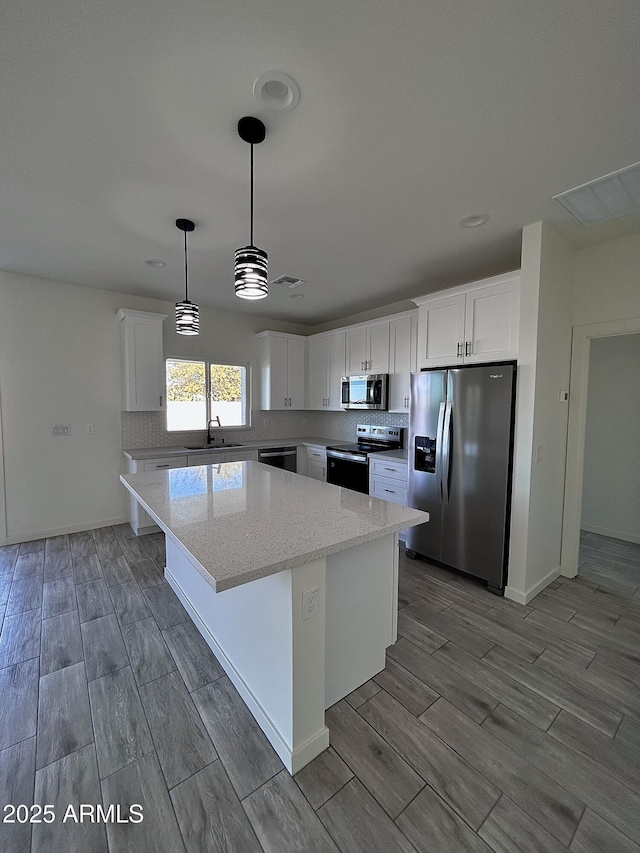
left=122, top=436, right=334, bottom=461
left=120, top=462, right=428, bottom=592
left=369, top=448, right=409, bottom=463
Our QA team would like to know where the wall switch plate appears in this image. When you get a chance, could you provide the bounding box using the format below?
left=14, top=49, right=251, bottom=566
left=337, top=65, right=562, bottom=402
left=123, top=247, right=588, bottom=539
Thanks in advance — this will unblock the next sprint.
left=302, top=587, right=319, bottom=620
left=52, top=424, right=71, bottom=436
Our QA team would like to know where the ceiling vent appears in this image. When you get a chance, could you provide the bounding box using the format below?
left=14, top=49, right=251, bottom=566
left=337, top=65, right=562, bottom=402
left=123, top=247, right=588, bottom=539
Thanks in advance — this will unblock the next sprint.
left=271, top=275, right=306, bottom=289
left=553, top=161, right=640, bottom=225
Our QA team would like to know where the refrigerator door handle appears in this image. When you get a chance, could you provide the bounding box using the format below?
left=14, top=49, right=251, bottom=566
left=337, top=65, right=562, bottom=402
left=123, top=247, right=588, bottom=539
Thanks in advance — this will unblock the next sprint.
left=435, top=401, right=447, bottom=502
left=441, top=401, right=453, bottom=505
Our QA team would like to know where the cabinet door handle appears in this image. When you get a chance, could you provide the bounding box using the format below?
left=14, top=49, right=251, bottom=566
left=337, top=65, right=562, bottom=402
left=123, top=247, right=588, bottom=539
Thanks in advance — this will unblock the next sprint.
left=156, top=464, right=170, bottom=468
left=384, top=489, right=397, bottom=494
left=457, top=342, right=462, bottom=358
left=383, top=467, right=396, bottom=472
left=289, top=397, right=292, bottom=407
left=465, top=341, right=471, bottom=356
left=158, top=395, right=162, bottom=406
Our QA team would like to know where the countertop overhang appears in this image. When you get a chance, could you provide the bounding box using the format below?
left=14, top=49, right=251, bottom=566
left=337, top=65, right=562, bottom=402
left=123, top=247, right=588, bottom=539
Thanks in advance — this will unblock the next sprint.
left=120, top=461, right=428, bottom=592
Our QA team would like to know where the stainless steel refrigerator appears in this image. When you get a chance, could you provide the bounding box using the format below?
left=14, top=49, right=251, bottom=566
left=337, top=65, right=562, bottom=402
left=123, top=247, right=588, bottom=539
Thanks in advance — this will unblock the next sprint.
left=406, top=363, right=516, bottom=593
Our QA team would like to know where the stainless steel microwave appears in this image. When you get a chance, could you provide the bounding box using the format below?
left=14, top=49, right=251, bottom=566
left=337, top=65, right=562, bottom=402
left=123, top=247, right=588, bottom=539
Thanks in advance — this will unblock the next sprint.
left=341, top=374, right=388, bottom=410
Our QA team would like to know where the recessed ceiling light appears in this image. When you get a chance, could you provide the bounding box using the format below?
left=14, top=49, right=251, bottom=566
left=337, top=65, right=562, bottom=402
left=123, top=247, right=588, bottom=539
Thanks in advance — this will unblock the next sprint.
left=145, top=259, right=166, bottom=267
left=253, top=72, right=300, bottom=112
left=289, top=293, right=305, bottom=299
left=459, top=214, right=490, bottom=228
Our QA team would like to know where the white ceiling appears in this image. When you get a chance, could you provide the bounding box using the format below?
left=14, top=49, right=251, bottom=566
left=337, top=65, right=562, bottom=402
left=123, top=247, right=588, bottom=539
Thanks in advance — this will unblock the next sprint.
left=2, top=0, right=639, bottom=325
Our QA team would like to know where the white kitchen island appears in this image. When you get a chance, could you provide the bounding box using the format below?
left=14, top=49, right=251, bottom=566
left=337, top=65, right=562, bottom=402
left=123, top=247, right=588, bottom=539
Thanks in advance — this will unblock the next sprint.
left=120, top=461, right=428, bottom=773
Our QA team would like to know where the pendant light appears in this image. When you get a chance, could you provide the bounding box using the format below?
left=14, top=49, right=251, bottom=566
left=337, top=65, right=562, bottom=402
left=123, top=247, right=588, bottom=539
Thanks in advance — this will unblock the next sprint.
left=175, top=218, right=199, bottom=335
left=235, top=116, right=268, bottom=300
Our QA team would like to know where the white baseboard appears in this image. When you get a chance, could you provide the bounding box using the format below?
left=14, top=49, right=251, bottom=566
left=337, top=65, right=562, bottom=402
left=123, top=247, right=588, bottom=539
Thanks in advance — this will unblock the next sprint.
left=505, top=564, right=561, bottom=605
left=7, top=515, right=129, bottom=545
left=166, top=567, right=330, bottom=774
left=581, top=524, right=640, bottom=545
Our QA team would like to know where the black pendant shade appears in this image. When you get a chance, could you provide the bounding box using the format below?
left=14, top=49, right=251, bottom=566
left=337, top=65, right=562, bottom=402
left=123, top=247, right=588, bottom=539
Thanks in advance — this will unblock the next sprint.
left=175, top=218, right=199, bottom=335
left=235, top=117, right=268, bottom=300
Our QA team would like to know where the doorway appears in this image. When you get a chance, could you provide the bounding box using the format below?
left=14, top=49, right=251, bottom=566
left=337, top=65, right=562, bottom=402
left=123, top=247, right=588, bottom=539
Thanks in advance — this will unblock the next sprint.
left=578, top=332, right=640, bottom=592
left=561, top=317, right=640, bottom=588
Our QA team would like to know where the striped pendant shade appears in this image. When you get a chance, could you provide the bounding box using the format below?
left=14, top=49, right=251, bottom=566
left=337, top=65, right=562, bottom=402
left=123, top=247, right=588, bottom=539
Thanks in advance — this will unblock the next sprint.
left=234, top=245, right=268, bottom=299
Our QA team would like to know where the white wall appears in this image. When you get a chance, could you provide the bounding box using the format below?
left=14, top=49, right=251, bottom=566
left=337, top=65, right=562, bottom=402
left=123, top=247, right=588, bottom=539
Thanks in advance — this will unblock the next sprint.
left=581, top=333, right=640, bottom=543
left=506, top=222, right=573, bottom=602
left=0, top=270, right=304, bottom=543
left=572, top=233, right=640, bottom=326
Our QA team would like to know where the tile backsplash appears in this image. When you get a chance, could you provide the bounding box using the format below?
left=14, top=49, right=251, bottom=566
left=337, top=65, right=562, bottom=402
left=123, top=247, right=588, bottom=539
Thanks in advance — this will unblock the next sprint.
left=122, top=409, right=409, bottom=449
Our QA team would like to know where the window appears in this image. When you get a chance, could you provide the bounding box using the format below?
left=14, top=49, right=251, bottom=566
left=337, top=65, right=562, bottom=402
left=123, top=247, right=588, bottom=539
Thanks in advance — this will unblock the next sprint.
left=166, top=359, right=249, bottom=431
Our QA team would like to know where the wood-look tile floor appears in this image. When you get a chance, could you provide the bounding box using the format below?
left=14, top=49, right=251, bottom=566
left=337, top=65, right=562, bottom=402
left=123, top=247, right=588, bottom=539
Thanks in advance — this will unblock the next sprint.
left=1, top=526, right=640, bottom=852
left=579, top=530, right=640, bottom=596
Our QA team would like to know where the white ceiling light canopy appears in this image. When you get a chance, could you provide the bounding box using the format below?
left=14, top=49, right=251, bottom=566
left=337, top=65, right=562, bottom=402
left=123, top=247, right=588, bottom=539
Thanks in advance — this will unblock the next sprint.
left=553, top=161, right=640, bottom=225
left=253, top=71, right=300, bottom=112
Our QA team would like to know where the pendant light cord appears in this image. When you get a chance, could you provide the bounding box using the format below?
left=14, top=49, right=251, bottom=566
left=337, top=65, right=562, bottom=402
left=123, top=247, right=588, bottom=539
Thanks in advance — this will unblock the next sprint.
left=184, top=229, right=189, bottom=301
left=250, top=143, right=254, bottom=247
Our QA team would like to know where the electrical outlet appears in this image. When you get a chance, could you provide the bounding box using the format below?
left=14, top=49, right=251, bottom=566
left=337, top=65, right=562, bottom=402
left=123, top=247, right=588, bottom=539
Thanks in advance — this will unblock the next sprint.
left=52, top=424, right=71, bottom=436
left=263, top=418, right=269, bottom=427
left=302, top=587, right=319, bottom=620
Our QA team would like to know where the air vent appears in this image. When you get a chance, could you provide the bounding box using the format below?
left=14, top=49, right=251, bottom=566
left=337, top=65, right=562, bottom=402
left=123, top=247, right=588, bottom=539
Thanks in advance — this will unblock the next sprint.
left=553, top=161, right=640, bottom=225
left=271, top=275, right=306, bottom=289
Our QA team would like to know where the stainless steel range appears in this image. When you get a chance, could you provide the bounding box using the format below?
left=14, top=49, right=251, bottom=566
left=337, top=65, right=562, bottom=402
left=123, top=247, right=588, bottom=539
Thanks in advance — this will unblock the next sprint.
left=326, top=424, right=404, bottom=494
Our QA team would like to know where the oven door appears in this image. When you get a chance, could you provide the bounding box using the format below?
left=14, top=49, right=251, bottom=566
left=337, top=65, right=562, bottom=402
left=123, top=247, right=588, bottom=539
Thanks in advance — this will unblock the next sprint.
left=326, top=452, right=369, bottom=494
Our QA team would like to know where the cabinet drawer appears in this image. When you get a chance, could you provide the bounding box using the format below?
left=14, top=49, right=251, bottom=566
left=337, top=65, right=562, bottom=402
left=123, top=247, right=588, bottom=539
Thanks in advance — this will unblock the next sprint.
left=226, top=449, right=256, bottom=462
left=142, top=456, right=187, bottom=471
left=370, top=475, right=407, bottom=505
left=306, top=446, right=327, bottom=461
left=369, top=457, right=408, bottom=481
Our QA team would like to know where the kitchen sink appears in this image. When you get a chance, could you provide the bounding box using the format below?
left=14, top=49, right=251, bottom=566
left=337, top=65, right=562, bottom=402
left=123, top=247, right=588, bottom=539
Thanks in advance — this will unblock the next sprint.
left=184, top=444, right=244, bottom=450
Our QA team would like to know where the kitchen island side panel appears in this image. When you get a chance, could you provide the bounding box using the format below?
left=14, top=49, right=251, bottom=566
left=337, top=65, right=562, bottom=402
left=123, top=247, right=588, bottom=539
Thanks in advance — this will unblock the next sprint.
left=164, top=535, right=329, bottom=773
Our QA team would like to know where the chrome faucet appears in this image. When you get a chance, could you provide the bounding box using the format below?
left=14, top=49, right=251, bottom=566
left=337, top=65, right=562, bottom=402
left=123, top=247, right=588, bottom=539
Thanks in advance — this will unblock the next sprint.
left=207, top=416, right=221, bottom=445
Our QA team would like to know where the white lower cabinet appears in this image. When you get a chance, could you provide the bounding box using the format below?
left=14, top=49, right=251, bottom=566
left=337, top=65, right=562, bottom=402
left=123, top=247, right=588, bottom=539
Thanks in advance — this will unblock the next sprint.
left=306, top=445, right=327, bottom=482
left=127, top=455, right=187, bottom=534
left=187, top=449, right=257, bottom=465
left=369, top=456, right=409, bottom=541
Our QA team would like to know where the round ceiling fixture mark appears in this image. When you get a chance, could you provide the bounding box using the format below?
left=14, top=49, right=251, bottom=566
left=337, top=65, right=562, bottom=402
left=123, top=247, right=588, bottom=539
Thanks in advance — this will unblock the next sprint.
left=253, top=72, right=300, bottom=112
left=145, top=259, right=166, bottom=267
left=459, top=213, right=490, bottom=228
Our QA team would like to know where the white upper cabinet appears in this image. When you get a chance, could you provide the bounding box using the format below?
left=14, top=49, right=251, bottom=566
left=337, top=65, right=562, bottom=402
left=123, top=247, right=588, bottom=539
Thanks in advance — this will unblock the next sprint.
left=346, top=320, right=390, bottom=373
left=257, top=332, right=306, bottom=410
left=388, top=312, right=417, bottom=413
left=413, top=272, right=520, bottom=369
left=306, top=332, right=346, bottom=410
left=117, top=309, right=167, bottom=411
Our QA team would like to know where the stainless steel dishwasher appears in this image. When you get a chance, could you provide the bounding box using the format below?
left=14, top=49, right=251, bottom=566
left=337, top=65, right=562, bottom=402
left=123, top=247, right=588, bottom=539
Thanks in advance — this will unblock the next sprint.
left=258, top=446, right=297, bottom=472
